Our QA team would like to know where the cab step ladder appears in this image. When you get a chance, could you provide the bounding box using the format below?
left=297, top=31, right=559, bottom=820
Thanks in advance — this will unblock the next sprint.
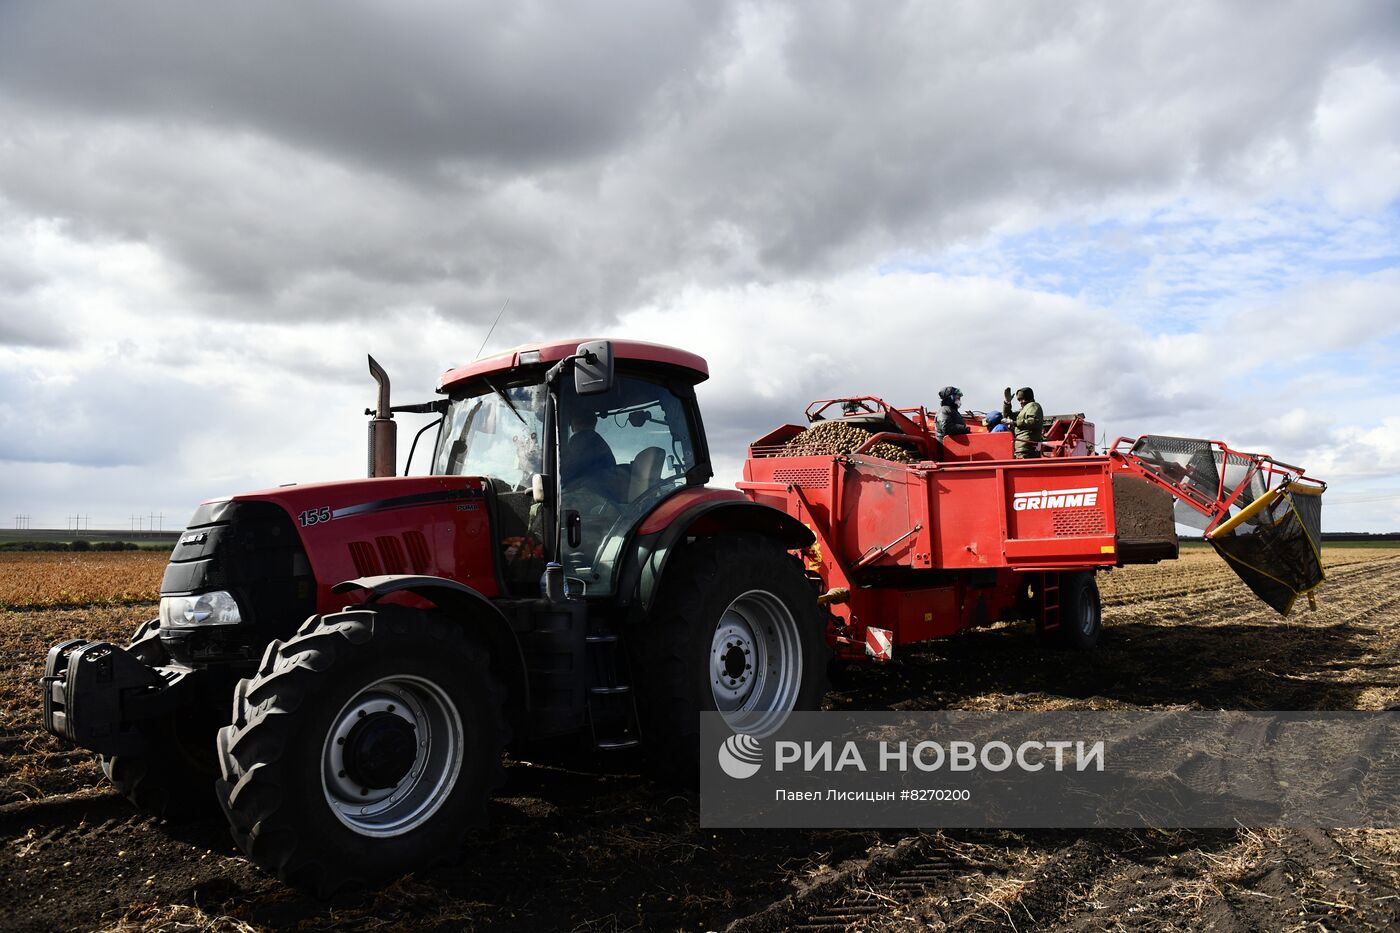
left=585, top=627, right=641, bottom=751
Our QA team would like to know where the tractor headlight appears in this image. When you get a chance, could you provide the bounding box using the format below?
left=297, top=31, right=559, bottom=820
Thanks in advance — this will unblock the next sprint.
left=161, top=590, right=243, bottom=626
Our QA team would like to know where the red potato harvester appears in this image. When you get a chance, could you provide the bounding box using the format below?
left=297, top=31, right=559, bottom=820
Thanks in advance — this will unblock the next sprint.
left=740, top=396, right=1326, bottom=662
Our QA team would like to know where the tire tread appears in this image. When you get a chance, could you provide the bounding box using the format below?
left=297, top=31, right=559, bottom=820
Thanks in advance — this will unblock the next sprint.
left=216, top=606, right=507, bottom=897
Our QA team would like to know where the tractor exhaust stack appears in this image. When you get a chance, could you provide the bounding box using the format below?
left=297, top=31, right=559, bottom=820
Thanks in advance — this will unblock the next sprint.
left=367, top=355, right=396, bottom=478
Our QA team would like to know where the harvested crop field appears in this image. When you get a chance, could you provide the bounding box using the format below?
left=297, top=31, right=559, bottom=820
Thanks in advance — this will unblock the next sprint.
left=3, top=548, right=1400, bottom=931
left=0, top=551, right=167, bottom=611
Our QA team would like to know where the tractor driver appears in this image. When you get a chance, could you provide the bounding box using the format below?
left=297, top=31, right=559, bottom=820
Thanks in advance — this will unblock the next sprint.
left=1002, top=387, right=1044, bottom=458
left=562, top=410, right=617, bottom=491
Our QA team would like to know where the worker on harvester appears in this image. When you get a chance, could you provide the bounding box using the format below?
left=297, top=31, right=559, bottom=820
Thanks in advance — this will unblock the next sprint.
left=1002, top=387, right=1044, bottom=458
left=935, top=386, right=970, bottom=441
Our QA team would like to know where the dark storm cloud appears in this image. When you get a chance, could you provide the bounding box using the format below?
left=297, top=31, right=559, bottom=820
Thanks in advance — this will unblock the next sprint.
left=664, top=0, right=1392, bottom=274
left=0, top=0, right=724, bottom=173
left=0, top=0, right=1394, bottom=329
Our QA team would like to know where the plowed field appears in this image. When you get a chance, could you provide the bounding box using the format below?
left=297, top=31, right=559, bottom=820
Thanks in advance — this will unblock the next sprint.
left=3, top=547, right=1400, bottom=931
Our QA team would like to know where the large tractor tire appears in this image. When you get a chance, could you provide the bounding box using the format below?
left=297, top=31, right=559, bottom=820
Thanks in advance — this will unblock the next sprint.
left=1054, top=570, right=1103, bottom=650
left=215, top=606, right=507, bottom=897
left=98, top=619, right=220, bottom=820
left=632, top=534, right=828, bottom=782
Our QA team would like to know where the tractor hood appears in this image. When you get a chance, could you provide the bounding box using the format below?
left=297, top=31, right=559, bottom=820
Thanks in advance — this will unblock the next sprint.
left=194, top=475, right=488, bottom=533
left=170, top=476, right=501, bottom=643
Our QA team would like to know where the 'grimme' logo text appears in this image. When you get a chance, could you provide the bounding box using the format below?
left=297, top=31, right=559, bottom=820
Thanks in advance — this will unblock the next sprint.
left=1013, top=487, right=1098, bottom=511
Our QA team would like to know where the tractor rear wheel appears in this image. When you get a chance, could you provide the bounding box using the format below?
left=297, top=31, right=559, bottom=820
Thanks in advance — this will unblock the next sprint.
left=98, top=619, right=220, bottom=819
left=215, top=606, right=507, bottom=896
left=1054, top=570, right=1102, bottom=650
left=633, top=534, right=827, bottom=782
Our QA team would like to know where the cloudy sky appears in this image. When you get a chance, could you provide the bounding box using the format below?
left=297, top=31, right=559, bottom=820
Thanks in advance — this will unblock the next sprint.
left=1, top=0, right=1398, bottom=532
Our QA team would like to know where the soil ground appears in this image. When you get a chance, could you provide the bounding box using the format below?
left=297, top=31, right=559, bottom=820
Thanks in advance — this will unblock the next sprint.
left=3, top=548, right=1400, bottom=931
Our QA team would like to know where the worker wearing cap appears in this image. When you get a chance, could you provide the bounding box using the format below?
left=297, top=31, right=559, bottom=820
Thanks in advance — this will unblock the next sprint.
left=1002, top=387, right=1043, bottom=458
left=935, top=386, right=970, bottom=441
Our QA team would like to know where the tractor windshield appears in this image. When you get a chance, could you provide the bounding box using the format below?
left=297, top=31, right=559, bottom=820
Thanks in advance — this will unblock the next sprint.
left=433, top=380, right=547, bottom=488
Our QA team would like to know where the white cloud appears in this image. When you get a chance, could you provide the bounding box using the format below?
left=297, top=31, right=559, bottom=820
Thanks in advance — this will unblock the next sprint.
left=1312, top=62, right=1400, bottom=210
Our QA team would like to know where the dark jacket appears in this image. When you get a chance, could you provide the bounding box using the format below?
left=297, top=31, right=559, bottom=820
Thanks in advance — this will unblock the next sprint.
left=563, top=429, right=616, bottom=486
left=935, top=386, right=970, bottom=441
left=935, top=405, right=969, bottom=440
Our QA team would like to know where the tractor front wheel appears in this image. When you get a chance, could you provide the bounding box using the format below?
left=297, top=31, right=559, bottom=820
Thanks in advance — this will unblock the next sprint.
left=634, top=534, right=827, bottom=782
left=215, top=606, right=506, bottom=896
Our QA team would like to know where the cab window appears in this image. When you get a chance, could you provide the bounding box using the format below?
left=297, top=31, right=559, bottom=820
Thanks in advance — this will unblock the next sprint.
left=434, top=381, right=546, bottom=487
left=559, top=373, right=698, bottom=595
left=434, top=380, right=548, bottom=594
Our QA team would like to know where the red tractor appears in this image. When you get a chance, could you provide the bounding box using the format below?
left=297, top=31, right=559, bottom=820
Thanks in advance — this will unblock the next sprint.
left=44, top=340, right=827, bottom=893
left=41, top=338, right=1325, bottom=894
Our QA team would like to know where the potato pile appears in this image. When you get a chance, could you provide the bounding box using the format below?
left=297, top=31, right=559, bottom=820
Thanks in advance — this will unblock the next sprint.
left=866, top=440, right=918, bottom=463
left=781, top=420, right=916, bottom=463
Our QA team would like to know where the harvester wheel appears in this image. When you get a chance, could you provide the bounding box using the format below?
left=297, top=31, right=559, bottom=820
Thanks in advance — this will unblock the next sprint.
left=1054, top=571, right=1102, bottom=650
left=633, top=534, right=827, bottom=782
left=98, top=619, right=220, bottom=820
left=215, top=605, right=507, bottom=897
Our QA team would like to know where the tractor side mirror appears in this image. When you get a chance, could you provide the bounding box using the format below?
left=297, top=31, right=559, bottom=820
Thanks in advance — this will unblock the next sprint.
left=531, top=472, right=546, bottom=504
left=573, top=340, right=613, bottom=396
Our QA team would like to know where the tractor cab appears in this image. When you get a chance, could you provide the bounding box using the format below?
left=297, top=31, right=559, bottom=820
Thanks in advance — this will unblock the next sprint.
left=432, top=339, right=714, bottom=598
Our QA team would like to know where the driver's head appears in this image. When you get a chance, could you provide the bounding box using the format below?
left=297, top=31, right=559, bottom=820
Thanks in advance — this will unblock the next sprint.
left=570, top=412, right=597, bottom=434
